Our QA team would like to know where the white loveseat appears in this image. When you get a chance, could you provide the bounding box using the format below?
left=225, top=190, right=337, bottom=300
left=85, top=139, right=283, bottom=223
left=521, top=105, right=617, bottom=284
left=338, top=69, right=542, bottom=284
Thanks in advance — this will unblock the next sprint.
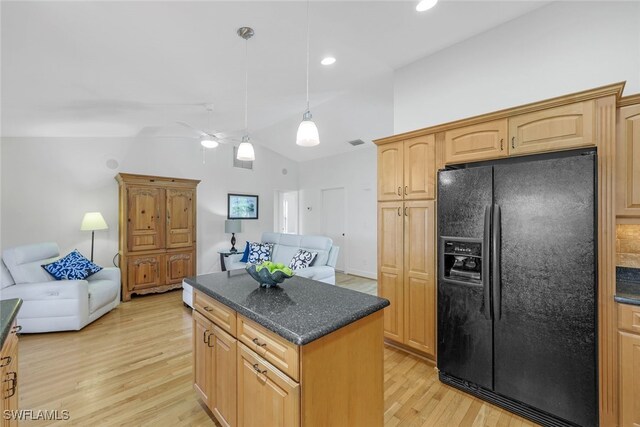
left=0, top=243, right=121, bottom=333
left=182, top=232, right=339, bottom=307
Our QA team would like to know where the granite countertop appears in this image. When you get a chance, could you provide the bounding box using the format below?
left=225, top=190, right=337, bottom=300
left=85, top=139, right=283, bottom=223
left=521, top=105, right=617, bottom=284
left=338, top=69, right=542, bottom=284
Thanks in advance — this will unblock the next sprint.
left=615, top=267, right=640, bottom=306
left=0, top=299, right=22, bottom=348
left=185, top=271, right=389, bottom=345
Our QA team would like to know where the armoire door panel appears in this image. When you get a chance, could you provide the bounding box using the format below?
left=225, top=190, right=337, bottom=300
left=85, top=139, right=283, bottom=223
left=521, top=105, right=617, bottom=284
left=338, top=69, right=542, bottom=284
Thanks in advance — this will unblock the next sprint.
left=127, top=254, right=164, bottom=291
left=404, top=135, right=436, bottom=200
left=127, top=187, right=164, bottom=251
left=166, top=251, right=194, bottom=285
left=166, top=188, right=195, bottom=248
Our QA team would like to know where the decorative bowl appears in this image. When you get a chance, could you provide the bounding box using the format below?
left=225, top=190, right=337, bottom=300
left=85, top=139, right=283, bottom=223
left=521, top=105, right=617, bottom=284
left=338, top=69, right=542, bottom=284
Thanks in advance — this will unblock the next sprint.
left=246, top=264, right=294, bottom=288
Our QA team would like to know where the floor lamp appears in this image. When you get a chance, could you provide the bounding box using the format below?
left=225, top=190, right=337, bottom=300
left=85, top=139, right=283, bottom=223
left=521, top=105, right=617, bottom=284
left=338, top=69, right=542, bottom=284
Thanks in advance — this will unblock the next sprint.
left=81, top=212, right=108, bottom=262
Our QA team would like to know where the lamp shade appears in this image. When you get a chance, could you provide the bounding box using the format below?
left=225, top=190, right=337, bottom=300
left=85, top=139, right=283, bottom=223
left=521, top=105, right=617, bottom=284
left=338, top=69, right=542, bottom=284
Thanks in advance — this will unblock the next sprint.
left=225, top=220, right=242, bottom=234
left=80, top=212, right=108, bottom=231
left=237, top=141, right=255, bottom=161
left=296, top=111, right=320, bottom=147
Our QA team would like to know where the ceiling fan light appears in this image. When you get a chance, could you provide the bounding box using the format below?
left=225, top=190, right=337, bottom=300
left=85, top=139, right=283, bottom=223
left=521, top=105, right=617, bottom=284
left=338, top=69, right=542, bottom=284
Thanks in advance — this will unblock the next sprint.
left=200, top=137, right=219, bottom=149
left=237, top=141, right=255, bottom=161
left=416, top=0, right=438, bottom=12
left=296, top=111, right=320, bottom=147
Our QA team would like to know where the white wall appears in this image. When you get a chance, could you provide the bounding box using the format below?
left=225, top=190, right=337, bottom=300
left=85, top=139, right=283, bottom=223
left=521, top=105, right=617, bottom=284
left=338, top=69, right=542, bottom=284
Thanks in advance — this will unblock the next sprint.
left=298, top=147, right=377, bottom=279
left=394, top=1, right=640, bottom=133
left=1, top=137, right=299, bottom=273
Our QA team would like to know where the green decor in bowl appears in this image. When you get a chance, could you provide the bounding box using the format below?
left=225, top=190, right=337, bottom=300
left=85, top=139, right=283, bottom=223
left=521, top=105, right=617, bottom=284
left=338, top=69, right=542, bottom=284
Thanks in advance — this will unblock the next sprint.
left=246, top=261, right=294, bottom=288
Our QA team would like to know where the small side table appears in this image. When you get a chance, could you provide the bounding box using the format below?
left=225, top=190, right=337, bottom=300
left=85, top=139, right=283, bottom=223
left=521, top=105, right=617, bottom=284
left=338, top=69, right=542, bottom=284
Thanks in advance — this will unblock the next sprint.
left=218, top=250, right=240, bottom=272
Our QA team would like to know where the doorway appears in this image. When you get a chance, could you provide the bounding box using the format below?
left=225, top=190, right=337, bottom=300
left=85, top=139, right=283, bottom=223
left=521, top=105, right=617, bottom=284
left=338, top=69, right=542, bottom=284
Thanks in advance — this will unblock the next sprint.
left=275, top=191, right=299, bottom=234
left=321, top=187, right=346, bottom=272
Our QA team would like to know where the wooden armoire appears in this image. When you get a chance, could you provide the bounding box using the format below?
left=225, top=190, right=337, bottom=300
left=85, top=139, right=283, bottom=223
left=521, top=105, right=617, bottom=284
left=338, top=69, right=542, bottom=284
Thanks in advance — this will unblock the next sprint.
left=116, top=173, right=200, bottom=301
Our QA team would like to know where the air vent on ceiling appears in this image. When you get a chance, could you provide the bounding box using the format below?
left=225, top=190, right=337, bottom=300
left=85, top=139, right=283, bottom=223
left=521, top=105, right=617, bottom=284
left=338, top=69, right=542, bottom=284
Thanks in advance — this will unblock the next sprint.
left=233, top=146, right=253, bottom=170
left=347, top=139, right=366, bottom=146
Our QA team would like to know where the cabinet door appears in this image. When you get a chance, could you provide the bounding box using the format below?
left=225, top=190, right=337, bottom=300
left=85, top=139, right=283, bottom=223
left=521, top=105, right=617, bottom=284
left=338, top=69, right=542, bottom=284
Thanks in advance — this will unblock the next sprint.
left=0, top=331, right=18, bottom=427
left=237, top=344, right=300, bottom=427
left=127, top=254, right=164, bottom=291
left=193, top=311, right=213, bottom=407
left=619, top=331, right=640, bottom=427
left=211, top=326, right=237, bottom=427
left=166, top=188, right=195, bottom=249
left=616, top=104, right=640, bottom=218
left=508, top=100, right=595, bottom=156
left=378, top=142, right=404, bottom=201
left=404, top=135, right=436, bottom=200
left=165, top=251, right=194, bottom=285
left=378, top=202, right=404, bottom=342
left=403, top=201, right=436, bottom=356
left=127, top=187, right=164, bottom=251
left=444, top=119, right=508, bottom=164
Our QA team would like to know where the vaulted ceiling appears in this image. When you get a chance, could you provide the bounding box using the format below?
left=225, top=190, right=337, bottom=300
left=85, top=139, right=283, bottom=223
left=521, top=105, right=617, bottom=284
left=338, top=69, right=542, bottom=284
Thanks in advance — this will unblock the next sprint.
left=1, top=1, right=548, bottom=162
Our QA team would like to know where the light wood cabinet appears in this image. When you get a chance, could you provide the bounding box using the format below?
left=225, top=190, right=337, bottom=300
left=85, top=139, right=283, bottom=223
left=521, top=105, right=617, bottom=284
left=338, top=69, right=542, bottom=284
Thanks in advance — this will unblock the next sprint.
left=192, top=290, right=384, bottom=426
left=117, top=173, right=199, bottom=301
left=1, top=323, right=19, bottom=427
left=237, top=343, right=300, bottom=427
left=444, top=119, right=508, bottom=164
left=193, top=311, right=238, bottom=427
left=378, top=136, right=436, bottom=201
left=619, top=302, right=640, bottom=427
left=616, top=103, right=640, bottom=218
left=404, top=201, right=436, bottom=355
left=378, top=202, right=404, bottom=342
left=508, top=101, right=595, bottom=156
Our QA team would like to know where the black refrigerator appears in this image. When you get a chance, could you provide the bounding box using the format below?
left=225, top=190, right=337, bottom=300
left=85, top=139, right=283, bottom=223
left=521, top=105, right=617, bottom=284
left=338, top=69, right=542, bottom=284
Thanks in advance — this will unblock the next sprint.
left=437, top=150, right=598, bottom=427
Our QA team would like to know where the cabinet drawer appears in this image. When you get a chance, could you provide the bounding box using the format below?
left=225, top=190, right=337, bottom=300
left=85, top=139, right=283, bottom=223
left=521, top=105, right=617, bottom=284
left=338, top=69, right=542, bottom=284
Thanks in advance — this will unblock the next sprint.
left=619, top=303, right=640, bottom=334
left=194, top=291, right=237, bottom=337
left=237, top=315, right=299, bottom=382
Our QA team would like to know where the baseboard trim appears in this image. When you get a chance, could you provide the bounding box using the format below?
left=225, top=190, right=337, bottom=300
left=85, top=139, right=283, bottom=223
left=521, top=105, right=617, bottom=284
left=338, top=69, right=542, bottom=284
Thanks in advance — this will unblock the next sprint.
left=344, top=269, right=376, bottom=280
left=384, top=339, right=436, bottom=364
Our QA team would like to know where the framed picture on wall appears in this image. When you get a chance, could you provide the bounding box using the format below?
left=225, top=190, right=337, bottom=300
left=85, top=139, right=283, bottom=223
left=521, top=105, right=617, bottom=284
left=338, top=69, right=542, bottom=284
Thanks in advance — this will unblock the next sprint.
left=228, top=193, right=259, bottom=220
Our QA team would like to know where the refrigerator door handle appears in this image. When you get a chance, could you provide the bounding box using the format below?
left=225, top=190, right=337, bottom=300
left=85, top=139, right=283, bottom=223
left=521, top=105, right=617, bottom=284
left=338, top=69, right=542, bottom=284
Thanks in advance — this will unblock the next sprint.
left=483, top=205, right=492, bottom=320
left=492, top=204, right=502, bottom=320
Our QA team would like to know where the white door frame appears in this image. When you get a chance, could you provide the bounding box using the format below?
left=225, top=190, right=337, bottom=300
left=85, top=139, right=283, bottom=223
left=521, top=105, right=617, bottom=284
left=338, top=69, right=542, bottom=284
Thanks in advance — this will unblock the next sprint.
left=321, top=186, right=348, bottom=273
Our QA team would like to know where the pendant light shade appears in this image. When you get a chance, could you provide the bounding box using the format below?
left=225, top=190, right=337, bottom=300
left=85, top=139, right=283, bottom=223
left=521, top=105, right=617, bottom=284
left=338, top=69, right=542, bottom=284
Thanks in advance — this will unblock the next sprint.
left=297, top=0, right=320, bottom=148
left=237, top=136, right=255, bottom=161
left=296, top=110, right=320, bottom=147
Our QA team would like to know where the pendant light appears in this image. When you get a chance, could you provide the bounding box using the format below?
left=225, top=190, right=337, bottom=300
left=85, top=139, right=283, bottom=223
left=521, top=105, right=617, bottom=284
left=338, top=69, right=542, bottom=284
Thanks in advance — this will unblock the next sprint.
left=237, top=27, right=256, bottom=161
left=296, top=0, right=320, bottom=147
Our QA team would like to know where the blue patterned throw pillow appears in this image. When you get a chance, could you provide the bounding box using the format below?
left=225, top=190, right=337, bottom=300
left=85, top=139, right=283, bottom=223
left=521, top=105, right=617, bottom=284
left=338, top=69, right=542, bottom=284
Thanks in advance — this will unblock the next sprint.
left=289, top=249, right=317, bottom=270
left=248, top=242, right=273, bottom=264
left=42, top=250, right=102, bottom=280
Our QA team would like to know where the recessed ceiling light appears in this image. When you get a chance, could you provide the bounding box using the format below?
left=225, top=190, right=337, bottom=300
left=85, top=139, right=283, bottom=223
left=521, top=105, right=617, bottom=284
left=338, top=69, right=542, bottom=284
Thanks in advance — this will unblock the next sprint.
left=416, top=0, right=438, bottom=12
left=321, top=57, right=336, bottom=66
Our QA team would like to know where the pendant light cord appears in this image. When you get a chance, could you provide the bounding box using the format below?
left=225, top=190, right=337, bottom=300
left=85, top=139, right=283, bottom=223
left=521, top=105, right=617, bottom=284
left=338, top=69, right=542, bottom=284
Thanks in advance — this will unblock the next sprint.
left=305, top=0, right=310, bottom=112
left=244, top=37, right=249, bottom=135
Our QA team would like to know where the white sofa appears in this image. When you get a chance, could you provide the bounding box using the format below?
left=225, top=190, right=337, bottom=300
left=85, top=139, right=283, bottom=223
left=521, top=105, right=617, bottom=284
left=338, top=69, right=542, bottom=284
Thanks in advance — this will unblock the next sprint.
left=0, top=243, right=121, bottom=333
left=182, top=232, right=339, bottom=307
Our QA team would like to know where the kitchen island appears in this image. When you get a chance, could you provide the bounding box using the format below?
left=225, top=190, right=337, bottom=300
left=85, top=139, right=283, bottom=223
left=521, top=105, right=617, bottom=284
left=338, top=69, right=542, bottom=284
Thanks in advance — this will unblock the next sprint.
left=185, top=270, right=389, bottom=427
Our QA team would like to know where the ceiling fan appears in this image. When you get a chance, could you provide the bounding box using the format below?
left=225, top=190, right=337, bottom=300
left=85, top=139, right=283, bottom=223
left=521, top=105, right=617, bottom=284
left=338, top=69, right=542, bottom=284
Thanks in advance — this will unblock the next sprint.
left=176, top=105, right=242, bottom=149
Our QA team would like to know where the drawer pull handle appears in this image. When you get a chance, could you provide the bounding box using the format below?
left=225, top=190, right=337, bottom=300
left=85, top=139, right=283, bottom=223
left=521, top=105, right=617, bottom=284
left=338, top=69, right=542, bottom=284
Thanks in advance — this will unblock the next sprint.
left=511, top=137, right=515, bottom=149
left=252, top=363, right=267, bottom=375
left=206, top=334, right=214, bottom=348
left=500, top=138, right=504, bottom=150
left=404, top=186, right=408, bottom=195
left=3, top=372, right=16, bottom=399
left=203, top=306, right=214, bottom=312
left=0, top=357, right=10, bottom=368
left=11, top=326, right=21, bottom=334
left=252, top=338, right=267, bottom=348
left=397, top=187, right=401, bottom=196
left=203, top=330, right=210, bottom=343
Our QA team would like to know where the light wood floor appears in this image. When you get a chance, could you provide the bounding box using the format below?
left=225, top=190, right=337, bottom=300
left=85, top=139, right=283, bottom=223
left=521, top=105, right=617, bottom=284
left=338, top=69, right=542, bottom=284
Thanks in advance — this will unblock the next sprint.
left=335, top=271, right=378, bottom=295
left=17, top=280, right=537, bottom=426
